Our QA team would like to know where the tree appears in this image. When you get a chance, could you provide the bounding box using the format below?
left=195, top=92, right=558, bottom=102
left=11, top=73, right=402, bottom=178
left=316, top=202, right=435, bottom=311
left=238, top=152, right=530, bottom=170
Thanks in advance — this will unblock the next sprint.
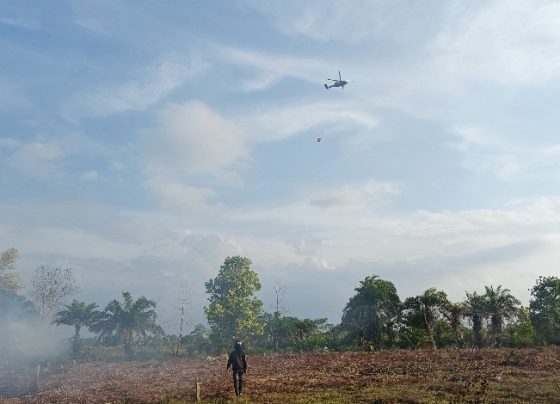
left=29, top=266, right=78, bottom=320
left=0, top=248, right=21, bottom=291
left=52, top=300, right=100, bottom=357
left=443, top=302, right=468, bottom=348
left=341, top=275, right=400, bottom=348
left=529, top=276, right=560, bottom=345
left=205, top=256, right=264, bottom=352
left=278, top=316, right=329, bottom=351
left=483, top=285, right=520, bottom=347
left=270, top=282, right=287, bottom=351
left=465, top=291, right=487, bottom=348
left=92, top=292, right=160, bottom=357
left=503, top=307, right=535, bottom=347
left=402, top=288, right=450, bottom=349
left=183, top=324, right=211, bottom=355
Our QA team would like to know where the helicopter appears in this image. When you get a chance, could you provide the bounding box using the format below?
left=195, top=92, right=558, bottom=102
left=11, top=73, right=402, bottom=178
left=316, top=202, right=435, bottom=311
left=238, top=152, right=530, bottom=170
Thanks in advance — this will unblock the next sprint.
left=324, top=70, right=352, bottom=90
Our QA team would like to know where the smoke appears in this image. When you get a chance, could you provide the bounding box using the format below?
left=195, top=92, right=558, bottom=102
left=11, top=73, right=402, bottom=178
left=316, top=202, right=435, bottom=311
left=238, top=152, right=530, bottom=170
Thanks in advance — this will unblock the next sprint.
left=1, top=321, right=69, bottom=364
left=0, top=290, right=70, bottom=367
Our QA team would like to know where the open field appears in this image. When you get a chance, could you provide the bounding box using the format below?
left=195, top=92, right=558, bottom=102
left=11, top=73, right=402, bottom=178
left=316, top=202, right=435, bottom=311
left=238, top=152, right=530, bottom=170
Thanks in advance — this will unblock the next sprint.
left=1, top=348, right=560, bottom=403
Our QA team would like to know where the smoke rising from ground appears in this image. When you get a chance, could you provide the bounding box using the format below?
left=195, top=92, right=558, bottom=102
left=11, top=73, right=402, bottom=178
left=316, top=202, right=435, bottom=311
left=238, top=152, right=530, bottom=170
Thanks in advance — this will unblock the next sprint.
left=1, top=320, right=69, bottom=365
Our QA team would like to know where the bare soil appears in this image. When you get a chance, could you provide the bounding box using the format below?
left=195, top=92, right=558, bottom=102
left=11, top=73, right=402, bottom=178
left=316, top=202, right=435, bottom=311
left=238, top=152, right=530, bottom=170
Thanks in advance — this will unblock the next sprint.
left=1, top=348, right=560, bottom=403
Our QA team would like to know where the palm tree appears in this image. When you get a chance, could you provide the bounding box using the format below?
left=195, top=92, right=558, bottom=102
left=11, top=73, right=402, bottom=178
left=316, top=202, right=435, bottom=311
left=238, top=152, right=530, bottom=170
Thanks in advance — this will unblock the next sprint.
left=443, top=302, right=468, bottom=348
left=465, top=291, right=486, bottom=348
left=483, top=285, right=520, bottom=346
left=92, top=291, right=160, bottom=357
left=403, top=288, right=449, bottom=349
left=52, top=300, right=100, bottom=357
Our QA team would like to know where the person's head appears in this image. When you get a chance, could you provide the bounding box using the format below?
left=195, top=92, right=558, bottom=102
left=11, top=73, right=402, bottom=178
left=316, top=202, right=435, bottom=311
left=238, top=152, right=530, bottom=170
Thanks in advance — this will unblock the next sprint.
left=234, top=340, right=243, bottom=351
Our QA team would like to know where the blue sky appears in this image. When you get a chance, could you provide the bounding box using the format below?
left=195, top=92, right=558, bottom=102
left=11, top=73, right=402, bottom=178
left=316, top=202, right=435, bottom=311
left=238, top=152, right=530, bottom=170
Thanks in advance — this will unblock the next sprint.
left=2, top=0, right=560, bottom=330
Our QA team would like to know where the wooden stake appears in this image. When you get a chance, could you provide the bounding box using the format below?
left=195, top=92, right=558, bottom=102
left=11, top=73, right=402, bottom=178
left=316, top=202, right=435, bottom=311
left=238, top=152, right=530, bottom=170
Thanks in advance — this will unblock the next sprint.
left=36, top=364, right=40, bottom=392
left=195, top=378, right=201, bottom=402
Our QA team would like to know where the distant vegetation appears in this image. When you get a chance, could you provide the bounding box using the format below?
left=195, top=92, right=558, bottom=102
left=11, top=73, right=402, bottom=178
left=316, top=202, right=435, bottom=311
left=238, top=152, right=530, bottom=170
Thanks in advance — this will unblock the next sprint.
left=1, top=248, right=559, bottom=362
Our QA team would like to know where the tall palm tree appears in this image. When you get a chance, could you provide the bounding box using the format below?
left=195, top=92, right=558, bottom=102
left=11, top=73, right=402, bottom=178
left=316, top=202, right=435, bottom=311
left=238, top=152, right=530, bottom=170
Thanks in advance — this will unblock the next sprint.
left=92, top=291, right=160, bottom=357
left=483, top=285, right=520, bottom=346
left=443, top=302, right=468, bottom=348
left=403, top=288, right=449, bottom=349
left=52, top=300, right=99, bottom=357
left=465, top=291, right=486, bottom=348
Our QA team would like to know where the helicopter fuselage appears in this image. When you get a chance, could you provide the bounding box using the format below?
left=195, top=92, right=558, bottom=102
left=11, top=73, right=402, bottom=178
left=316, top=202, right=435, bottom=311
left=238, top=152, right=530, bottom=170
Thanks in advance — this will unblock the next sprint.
left=324, top=80, right=347, bottom=89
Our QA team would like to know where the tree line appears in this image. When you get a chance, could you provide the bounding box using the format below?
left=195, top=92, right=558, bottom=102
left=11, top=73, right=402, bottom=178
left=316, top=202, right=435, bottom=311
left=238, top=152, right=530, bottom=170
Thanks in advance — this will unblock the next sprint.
left=1, top=249, right=559, bottom=360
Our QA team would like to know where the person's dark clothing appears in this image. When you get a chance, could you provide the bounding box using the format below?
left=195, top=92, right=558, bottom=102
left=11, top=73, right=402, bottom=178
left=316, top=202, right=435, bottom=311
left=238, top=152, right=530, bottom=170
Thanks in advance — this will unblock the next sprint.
left=227, top=348, right=248, bottom=396
left=227, top=349, right=248, bottom=372
left=232, top=370, right=244, bottom=396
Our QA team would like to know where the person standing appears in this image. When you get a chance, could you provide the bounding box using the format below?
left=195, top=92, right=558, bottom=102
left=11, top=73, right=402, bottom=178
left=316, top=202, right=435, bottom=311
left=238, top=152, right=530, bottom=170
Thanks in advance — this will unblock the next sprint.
left=226, top=340, right=248, bottom=397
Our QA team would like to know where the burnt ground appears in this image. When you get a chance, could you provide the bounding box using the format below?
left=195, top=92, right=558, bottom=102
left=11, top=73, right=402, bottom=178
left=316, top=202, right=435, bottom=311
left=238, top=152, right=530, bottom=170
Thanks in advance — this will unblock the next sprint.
left=1, top=348, right=560, bottom=403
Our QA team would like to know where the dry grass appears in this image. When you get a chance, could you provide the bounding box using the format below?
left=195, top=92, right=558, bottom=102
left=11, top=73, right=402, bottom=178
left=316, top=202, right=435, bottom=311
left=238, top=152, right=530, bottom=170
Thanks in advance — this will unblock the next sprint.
left=1, top=348, right=559, bottom=403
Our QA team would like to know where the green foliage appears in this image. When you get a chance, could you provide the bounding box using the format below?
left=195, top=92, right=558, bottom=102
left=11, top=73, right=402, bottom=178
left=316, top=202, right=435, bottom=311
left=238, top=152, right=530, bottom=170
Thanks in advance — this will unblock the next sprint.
left=465, top=291, right=487, bottom=348
left=402, top=288, right=450, bottom=349
left=260, top=313, right=332, bottom=351
left=529, top=276, right=560, bottom=345
left=182, top=323, right=212, bottom=355
left=397, top=324, right=432, bottom=349
left=1, top=249, right=554, bottom=360
left=442, top=301, right=468, bottom=347
left=204, top=256, right=264, bottom=352
left=464, top=286, right=521, bottom=348
left=503, top=307, right=535, bottom=347
left=92, top=292, right=161, bottom=357
left=52, top=300, right=100, bottom=357
left=483, top=285, right=521, bottom=346
left=341, top=275, right=400, bottom=348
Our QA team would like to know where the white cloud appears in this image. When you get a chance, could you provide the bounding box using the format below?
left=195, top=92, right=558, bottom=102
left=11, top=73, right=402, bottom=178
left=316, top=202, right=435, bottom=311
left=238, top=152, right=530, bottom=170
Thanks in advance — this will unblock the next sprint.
left=292, top=237, right=322, bottom=256
left=241, top=100, right=378, bottom=142
left=0, top=16, right=40, bottom=31
left=80, top=170, right=99, bottom=181
left=246, top=0, right=438, bottom=43
left=233, top=179, right=399, bottom=231
left=1, top=133, right=113, bottom=181
left=433, top=0, right=560, bottom=85
left=67, top=53, right=207, bottom=118
left=147, top=101, right=248, bottom=179
left=6, top=141, right=64, bottom=175
left=143, top=101, right=248, bottom=212
left=0, top=137, right=22, bottom=149
left=145, top=174, right=220, bottom=213
left=216, top=46, right=327, bottom=90
left=4, top=193, right=560, bottom=325
left=309, top=180, right=400, bottom=208
left=449, top=126, right=560, bottom=182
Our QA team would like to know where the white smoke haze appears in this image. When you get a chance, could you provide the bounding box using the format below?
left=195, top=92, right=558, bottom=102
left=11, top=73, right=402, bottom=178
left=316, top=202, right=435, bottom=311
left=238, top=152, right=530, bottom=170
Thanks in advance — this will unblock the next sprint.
left=0, top=317, right=70, bottom=370
left=2, top=321, right=69, bottom=362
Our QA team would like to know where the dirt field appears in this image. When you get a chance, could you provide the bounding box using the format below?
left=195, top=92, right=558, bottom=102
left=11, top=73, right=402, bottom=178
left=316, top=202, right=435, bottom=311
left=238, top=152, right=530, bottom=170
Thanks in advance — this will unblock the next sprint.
left=2, top=348, right=560, bottom=403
